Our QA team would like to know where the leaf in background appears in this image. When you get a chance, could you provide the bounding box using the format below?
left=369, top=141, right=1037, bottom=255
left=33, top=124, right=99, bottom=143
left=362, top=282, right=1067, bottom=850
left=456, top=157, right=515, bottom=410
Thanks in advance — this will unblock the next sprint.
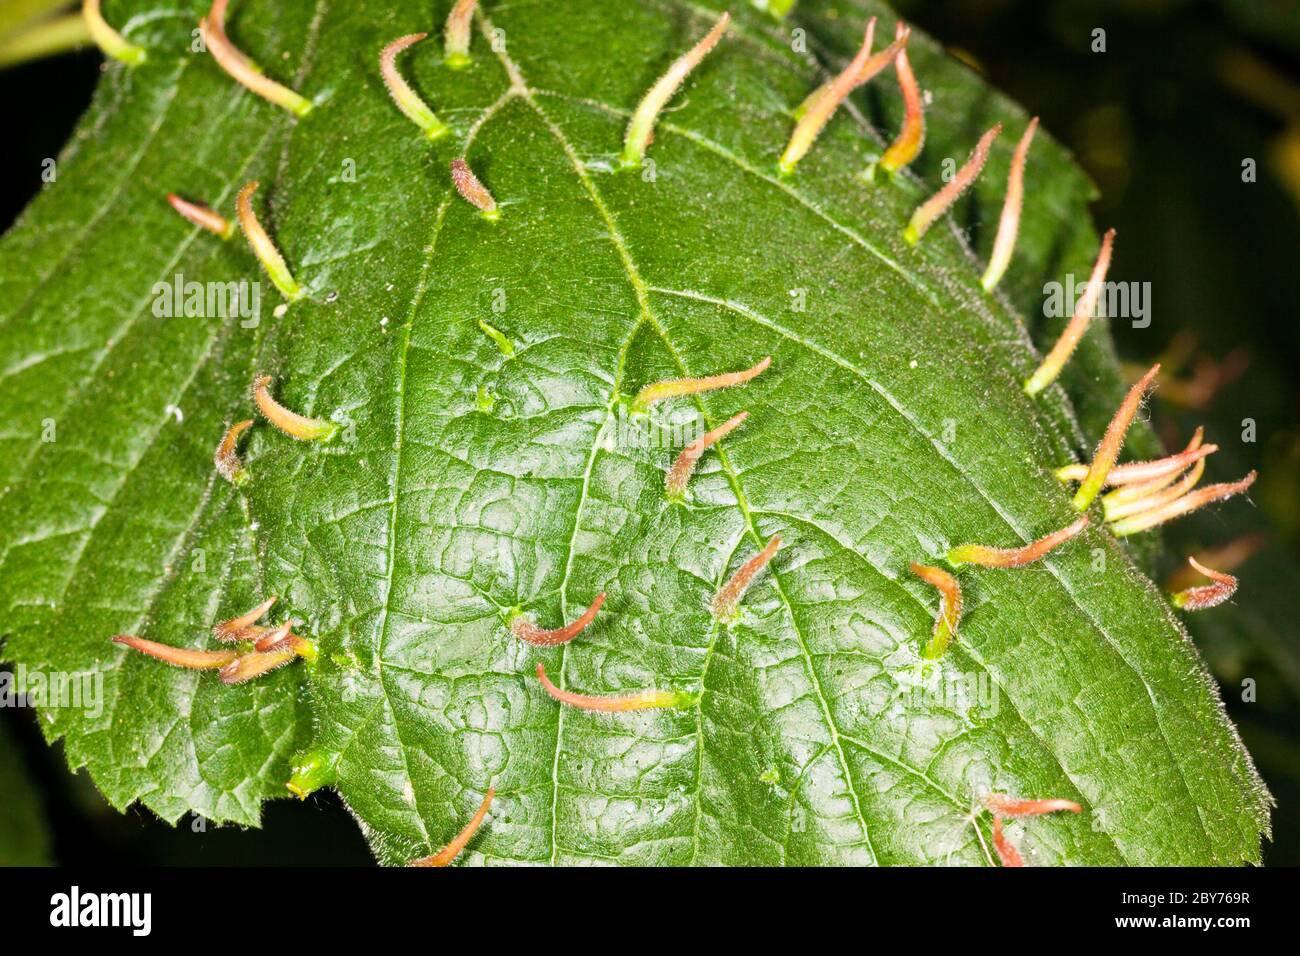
left=1184, top=544, right=1300, bottom=696
left=0, top=0, right=1270, bottom=864
left=0, top=715, right=53, bottom=865
left=1219, top=0, right=1300, bottom=54
left=1101, top=46, right=1300, bottom=775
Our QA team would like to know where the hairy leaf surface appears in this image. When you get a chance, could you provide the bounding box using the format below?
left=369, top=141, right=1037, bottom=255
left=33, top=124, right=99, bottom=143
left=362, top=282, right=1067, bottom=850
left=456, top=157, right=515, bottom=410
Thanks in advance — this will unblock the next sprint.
left=0, top=0, right=1269, bottom=864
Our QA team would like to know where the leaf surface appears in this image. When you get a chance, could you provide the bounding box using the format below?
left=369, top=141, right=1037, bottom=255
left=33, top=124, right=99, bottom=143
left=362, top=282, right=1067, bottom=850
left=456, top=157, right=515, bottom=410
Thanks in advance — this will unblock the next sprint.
left=0, top=0, right=1268, bottom=864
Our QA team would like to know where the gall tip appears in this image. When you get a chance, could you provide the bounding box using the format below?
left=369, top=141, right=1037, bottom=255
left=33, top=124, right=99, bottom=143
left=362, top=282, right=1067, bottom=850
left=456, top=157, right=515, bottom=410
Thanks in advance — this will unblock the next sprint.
left=904, top=122, right=1002, bottom=243
left=621, top=11, right=730, bottom=168
left=1070, top=363, right=1160, bottom=512
left=1111, top=470, right=1257, bottom=537
left=167, top=193, right=235, bottom=239
left=214, top=419, right=254, bottom=486
left=1024, top=228, right=1118, bottom=396
left=408, top=786, right=496, bottom=866
left=1171, top=556, right=1239, bottom=611
left=980, top=116, right=1038, bottom=292
left=665, top=410, right=749, bottom=501
left=712, top=534, right=782, bottom=621
left=909, top=562, right=962, bottom=659
left=379, top=32, right=450, bottom=140
left=509, top=592, right=606, bottom=647
left=878, top=21, right=925, bottom=175
left=218, top=646, right=298, bottom=685
left=631, top=356, right=771, bottom=412
left=947, top=515, right=1089, bottom=568
left=113, top=634, right=238, bottom=670
left=535, top=663, right=693, bottom=713
left=200, top=0, right=313, bottom=117
left=444, top=0, right=480, bottom=68
left=212, top=594, right=278, bottom=642
left=451, top=157, right=499, bottom=218
left=252, top=374, right=338, bottom=442
left=235, top=181, right=306, bottom=301
left=984, top=793, right=1082, bottom=817
left=779, top=18, right=878, bottom=176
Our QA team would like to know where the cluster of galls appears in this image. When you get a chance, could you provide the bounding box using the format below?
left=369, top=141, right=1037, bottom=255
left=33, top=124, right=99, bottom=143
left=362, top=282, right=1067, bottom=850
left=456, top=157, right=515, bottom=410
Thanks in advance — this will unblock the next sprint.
left=113, top=595, right=315, bottom=685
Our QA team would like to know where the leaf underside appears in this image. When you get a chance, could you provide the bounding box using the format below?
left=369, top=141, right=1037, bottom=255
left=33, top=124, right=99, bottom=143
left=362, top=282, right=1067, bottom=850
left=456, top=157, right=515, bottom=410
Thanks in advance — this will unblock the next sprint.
left=0, top=0, right=1269, bottom=865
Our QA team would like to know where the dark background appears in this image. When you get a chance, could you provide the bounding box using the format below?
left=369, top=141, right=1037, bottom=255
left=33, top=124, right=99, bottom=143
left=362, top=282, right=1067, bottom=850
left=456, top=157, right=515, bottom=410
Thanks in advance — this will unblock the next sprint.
left=2, top=0, right=1297, bottom=865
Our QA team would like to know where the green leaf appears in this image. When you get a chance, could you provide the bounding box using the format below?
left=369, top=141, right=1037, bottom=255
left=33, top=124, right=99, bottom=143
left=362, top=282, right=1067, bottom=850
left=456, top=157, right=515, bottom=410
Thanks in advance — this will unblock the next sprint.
left=0, top=716, right=53, bottom=865
left=0, top=0, right=1269, bottom=864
